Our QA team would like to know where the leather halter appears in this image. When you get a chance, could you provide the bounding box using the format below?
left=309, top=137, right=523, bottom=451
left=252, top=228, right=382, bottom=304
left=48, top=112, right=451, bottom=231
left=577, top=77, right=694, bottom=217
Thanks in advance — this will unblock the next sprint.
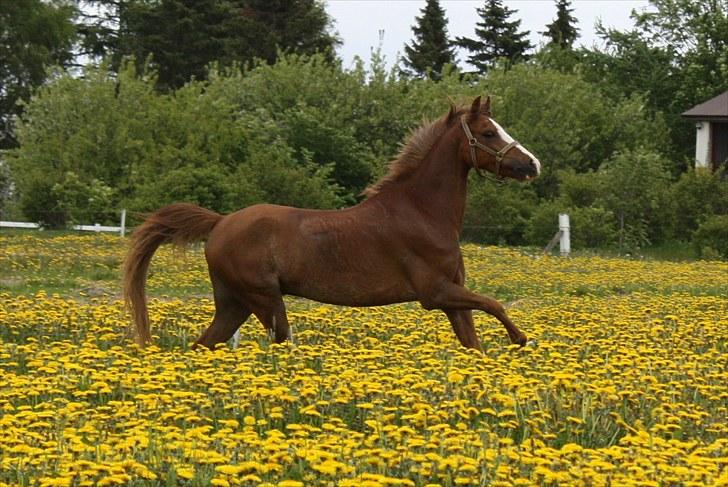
left=460, top=115, right=519, bottom=179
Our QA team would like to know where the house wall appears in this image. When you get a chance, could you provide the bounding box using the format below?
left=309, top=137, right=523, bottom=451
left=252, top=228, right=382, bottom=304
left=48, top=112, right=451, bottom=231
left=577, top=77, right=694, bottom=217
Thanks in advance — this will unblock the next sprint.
left=695, top=121, right=711, bottom=168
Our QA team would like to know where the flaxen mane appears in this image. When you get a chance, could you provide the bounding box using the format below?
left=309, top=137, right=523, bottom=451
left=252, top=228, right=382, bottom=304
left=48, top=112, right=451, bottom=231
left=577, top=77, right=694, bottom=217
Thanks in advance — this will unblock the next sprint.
left=362, top=105, right=463, bottom=198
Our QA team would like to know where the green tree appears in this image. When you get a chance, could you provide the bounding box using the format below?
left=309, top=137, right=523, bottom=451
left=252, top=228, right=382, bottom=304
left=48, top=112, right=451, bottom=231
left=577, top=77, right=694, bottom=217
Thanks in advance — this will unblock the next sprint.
left=51, top=171, right=116, bottom=226
left=0, top=0, right=76, bottom=148
left=7, top=59, right=345, bottom=224
left=667, top=168, right=728, bottom=241
left=597, top=149, right=672, bottom=251
left=206, top=53, right=379, bottom=201
left=580, top=0, right=728, bottom=170
left=462, top=181, right=537, bottom=245
left=77, top=0, right=341, bottom=90
left=402, top=0, right=456, bottom=80
left=456, top=0, right=533, bottom=73
left=542, top=0, right=579, bottom=48
left=478, top=64, right=669, bottom=197
left=0, top=161, right=14, bottom=217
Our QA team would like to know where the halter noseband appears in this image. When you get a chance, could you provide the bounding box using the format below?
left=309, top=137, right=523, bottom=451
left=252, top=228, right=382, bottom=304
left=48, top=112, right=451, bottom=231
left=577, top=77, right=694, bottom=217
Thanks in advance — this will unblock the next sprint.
left=460, top=115, right=519, bottom=180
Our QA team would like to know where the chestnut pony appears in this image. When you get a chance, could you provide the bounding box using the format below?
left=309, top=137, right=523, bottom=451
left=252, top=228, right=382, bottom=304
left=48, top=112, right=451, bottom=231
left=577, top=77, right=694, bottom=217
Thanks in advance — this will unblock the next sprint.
left=123, top=96, right=541, bottom=352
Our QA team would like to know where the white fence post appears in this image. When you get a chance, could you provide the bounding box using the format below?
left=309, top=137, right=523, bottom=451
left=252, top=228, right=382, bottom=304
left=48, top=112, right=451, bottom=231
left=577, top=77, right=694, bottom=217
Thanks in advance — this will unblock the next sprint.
left=559, top=213, right=571, bottom=257
left=120, top=209, right=127, bottom=237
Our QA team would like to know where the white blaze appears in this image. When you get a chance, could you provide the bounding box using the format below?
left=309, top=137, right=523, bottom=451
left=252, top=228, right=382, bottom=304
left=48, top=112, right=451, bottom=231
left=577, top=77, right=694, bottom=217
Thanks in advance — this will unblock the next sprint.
left=491, top=119, right=541, bottom=175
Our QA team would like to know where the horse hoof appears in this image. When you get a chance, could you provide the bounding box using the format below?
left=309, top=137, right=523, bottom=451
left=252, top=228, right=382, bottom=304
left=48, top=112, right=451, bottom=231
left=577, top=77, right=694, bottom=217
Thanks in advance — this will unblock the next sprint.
left=525, top=339, right=537, bottom=347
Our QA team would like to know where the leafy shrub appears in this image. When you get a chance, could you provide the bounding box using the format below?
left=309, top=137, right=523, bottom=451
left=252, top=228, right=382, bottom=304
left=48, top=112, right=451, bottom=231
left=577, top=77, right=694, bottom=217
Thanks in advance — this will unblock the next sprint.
left=242, top=139, right=342, bottom=210
left=693, top=215, right=728, bottom=260
left=597, top=149, right=671, bottom=250
left=52, top=171, right=116, bottom=225
left=525, top=202, right=616, bottom=249
left=19, top=179, right=65, bottom=228
left=131, top=165, right=243, bottom=214
left=667, top=168, right=728, bottom=241
left=478, top=65, right=670, bottom=198
left=462, top=180, right=537, bottom=245
left=557, top=170, right=604, bottom=208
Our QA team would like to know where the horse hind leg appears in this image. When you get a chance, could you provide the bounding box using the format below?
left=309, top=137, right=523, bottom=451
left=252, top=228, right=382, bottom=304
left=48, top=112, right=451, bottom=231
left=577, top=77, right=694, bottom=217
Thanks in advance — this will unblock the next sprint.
left=444, top=309, right=483, bottom=353
left=193, top=280, right=251, bottom=350
left=250, top=292, right=292, bottom=344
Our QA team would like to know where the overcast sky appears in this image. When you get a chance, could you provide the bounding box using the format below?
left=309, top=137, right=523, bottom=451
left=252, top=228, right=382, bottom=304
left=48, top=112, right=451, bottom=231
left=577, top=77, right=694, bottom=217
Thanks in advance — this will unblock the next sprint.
left=326, top=0, right=650, bottom=69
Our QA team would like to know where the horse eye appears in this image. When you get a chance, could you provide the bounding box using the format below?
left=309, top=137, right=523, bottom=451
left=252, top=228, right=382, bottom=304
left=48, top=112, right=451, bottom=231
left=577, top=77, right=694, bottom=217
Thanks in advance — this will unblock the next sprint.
left=483, top=131, right=496, bottom=137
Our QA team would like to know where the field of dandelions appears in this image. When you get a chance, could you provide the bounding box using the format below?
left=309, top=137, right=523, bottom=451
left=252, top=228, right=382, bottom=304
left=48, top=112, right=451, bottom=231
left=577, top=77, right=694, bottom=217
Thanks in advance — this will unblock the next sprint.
left=1, top=233, right=726, bottom=487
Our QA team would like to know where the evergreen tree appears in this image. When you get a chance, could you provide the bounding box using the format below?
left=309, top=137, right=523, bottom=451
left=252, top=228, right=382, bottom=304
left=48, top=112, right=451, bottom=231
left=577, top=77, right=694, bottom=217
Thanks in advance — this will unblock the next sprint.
left=456, top=0, right=533, bottom=73
left=402, top=0, right=456, bottom=80
left=542, top=0, right=579, bottom=48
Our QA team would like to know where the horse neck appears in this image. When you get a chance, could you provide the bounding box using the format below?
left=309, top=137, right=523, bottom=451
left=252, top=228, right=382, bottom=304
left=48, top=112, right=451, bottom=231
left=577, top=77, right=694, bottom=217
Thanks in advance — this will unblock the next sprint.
left=405, top=133, right=470, bottom=233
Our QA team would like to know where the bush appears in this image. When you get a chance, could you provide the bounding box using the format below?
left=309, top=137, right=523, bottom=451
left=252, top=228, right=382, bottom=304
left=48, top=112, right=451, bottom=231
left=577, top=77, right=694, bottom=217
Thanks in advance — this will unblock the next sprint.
left=597, top=149, right=671, bottom=250
left=52, top=171, right=116, bottom=225
left=525, top=202, right=616, bottom=249
left=19, top=179, right=65, bottom=228
left=667, top=168, right=728, bottom=241
left=557, top=170, right=604, bottom=208
left=131, top=165, right=243, bottom=214
left=478, top=65, right=670, bottom=198
left=693, top=215, right=728, bottom=260
left=462, top=180, right=537, bottom=245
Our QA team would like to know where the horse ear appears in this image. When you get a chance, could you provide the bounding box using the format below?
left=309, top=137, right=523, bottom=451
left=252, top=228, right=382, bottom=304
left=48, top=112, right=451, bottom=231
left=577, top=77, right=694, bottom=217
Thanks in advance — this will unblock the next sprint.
left=470, top=96, right=482, bottom=114
left=482, top=95, right=491, bottom=115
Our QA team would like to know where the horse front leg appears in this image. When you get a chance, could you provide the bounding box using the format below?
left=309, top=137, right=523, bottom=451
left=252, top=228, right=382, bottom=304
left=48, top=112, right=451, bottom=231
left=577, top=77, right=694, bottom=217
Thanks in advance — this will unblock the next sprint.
left=423, top=281, right=528, bottom=346
left=444, top=309, right=483, bottom=352
left=442, top=256, right=485, bottom=352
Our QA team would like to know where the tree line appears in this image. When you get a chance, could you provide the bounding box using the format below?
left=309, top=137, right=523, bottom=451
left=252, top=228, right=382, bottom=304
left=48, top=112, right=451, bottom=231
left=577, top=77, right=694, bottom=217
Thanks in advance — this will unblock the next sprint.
left=1, top=0, right=727, bottom=257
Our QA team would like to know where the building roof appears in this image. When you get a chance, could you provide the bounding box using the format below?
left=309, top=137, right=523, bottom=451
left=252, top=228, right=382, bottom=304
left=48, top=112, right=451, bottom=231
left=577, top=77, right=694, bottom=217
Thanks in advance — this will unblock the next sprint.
left=682, top=91, right=728, bottom=119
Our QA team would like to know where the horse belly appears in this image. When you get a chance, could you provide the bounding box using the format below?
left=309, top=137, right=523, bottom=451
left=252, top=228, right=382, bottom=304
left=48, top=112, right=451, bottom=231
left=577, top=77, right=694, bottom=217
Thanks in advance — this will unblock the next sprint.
left=281, top=233, right=415, bottom=306
left=284, top=270, right=415, bottom=307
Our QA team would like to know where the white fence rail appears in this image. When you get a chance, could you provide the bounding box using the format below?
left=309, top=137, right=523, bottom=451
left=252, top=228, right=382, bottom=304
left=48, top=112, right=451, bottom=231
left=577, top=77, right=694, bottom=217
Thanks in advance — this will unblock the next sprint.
left=1, top=209, right=127, bottom=236
left=1, top=221, right=40, bottom=229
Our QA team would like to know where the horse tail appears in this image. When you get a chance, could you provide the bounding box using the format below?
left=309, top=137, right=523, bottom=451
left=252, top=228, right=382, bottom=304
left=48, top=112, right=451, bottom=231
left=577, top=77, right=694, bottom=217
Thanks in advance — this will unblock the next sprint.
left=123, top=203, right=223, bottom=346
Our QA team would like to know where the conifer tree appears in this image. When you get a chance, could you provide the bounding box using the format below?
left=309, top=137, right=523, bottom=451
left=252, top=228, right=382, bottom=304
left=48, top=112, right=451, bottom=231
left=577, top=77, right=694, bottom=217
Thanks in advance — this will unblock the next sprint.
left=402, top=0, right=456, bottom=80
left=542, top=0, right=579, bottom=48
left=457, top=0, right=533, bottom=73
left=456, top=0, right=533, bottom=73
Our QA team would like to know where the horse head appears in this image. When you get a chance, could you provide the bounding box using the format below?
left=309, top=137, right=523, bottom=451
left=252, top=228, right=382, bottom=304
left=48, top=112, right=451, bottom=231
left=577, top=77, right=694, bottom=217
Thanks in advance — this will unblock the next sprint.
left=453, top=96, right=541, bottom=181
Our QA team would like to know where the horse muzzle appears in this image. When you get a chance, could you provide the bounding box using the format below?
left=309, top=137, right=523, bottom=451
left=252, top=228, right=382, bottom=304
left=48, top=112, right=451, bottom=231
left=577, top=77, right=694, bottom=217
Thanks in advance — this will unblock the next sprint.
left=508, top=157, right=541, bottom=181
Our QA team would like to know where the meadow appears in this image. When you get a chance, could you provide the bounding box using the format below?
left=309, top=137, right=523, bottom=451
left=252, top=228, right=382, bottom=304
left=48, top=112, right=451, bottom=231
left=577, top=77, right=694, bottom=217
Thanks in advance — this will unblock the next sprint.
left=1, top=233, right=727, bottom=486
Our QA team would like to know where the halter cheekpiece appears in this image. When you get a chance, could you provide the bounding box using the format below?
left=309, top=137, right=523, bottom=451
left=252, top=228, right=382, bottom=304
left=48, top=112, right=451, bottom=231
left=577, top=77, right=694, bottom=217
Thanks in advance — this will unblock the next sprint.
left=460, top=115, right=519, bottom=181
